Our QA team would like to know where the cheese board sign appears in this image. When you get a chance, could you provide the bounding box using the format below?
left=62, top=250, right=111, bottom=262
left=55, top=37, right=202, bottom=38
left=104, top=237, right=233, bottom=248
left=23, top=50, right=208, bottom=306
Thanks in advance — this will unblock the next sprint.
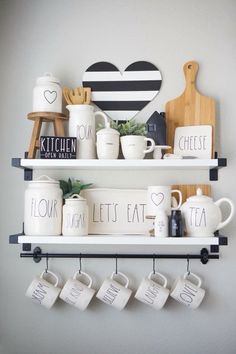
left=40, top=136, right=77, bottom=159
left=173, top=125, right=212, bottom=159
left=81, top=189, right=152, bottom=234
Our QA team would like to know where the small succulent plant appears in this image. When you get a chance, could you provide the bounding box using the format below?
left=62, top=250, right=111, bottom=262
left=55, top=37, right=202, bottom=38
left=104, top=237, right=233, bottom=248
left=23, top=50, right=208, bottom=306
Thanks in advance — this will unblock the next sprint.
left=97, top=119, right=147, bottom=137
left=59, top=178, right=92, bottom=199
left=117, top=120, right=147, bottom=136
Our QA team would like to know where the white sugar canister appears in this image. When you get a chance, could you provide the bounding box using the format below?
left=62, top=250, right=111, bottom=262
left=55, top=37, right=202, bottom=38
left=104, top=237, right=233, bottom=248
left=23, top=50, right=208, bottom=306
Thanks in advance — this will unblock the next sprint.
left=24, top=175, right=62, bottom=236
left=33, top=73, right=62, bottom=113
left=62, top=194, right=88, bottom=236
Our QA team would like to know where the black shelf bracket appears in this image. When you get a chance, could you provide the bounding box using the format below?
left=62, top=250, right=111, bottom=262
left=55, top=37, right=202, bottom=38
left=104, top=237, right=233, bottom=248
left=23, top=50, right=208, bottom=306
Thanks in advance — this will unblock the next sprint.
left=209, top=153, right=227, bottom=181
left=9, top=223, right=31, bottom=251
left=12, top=156, right=33, bottom=181
left=20, top=247, right=218, bottom=265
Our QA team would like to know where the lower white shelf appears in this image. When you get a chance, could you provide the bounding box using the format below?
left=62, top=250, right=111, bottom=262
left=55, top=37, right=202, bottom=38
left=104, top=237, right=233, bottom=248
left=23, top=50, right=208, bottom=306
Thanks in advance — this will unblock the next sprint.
left=18, top=235, right=220, bottom=246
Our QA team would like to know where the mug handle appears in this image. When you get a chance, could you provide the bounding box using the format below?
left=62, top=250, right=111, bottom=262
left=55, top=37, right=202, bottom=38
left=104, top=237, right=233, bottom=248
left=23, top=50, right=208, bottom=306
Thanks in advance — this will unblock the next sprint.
left=73, top=270, right=92, bottom=288
left=143, top=138, right=155, bottom=154
left=215, top=198, right=235, bottom=230
left=148, top=271, right=168, bottom=288
left=183, top=272, right=202, bottom=288
left=95, top=111, right=109, bottom=128
left=171, top=190, right=182, bottom=210
left=40, top=270, right=59, bottom=288
left=111, top=271, right=129, bottom=288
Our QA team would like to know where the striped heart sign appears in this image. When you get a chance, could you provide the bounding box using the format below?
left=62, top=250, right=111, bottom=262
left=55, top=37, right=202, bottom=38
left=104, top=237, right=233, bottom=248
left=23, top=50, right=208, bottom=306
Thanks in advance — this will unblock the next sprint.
left=82, top=61, right=162, bottom=121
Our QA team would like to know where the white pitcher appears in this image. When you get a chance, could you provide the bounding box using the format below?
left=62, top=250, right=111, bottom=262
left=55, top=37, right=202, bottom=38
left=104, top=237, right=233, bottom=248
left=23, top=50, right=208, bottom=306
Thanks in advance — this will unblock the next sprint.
left=67, top=105, right=108, bottom=159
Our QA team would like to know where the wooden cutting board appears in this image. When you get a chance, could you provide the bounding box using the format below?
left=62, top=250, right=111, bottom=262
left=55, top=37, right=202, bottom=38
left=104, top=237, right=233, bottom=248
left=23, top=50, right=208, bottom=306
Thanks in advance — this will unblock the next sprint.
left=165, top=61, right=216, bottom=157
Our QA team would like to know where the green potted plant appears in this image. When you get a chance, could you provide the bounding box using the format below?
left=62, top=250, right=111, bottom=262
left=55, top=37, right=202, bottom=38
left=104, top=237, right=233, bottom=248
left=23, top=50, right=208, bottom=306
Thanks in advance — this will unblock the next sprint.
left=117, top=120, right=155, bottom=159
left=59, top=178, right=92, bottom=199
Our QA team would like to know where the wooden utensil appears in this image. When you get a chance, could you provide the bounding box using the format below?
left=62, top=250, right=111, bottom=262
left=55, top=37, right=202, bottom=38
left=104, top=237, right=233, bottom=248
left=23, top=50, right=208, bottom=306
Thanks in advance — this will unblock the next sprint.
left=165, top=61, right=216, bottom=157
left=69, top=88, right=85, bottom=104
left=63, top=87, right=73, bottom=105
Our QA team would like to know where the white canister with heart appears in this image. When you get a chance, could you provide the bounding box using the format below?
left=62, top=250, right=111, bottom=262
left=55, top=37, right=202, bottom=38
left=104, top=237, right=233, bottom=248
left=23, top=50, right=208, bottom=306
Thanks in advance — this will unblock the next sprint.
left=24, top=175, right=63, bottom=236
left=62, top=194, right=88, bottom=236
left=33, top=73, right=62, bottom=113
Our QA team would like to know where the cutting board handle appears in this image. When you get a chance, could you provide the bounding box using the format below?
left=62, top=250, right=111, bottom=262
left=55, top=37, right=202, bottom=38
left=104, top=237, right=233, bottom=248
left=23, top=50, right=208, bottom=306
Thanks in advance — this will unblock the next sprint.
left=183, top=61, right=199, bottom=87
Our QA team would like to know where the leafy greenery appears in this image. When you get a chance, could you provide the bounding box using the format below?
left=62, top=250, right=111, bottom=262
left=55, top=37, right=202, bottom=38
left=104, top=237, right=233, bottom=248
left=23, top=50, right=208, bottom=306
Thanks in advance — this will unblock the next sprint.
left=117, top=120, right=147, bottom=136
left=59, top=178, right=92, bottom=199
left=97, top=119, right=147, bottom=137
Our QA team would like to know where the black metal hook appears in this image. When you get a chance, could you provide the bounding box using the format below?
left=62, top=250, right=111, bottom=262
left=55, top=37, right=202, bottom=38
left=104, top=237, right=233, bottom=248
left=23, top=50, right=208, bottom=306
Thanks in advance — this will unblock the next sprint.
left=45, top=253, right=49, bottom=273
left=153, top=255, right=156, bottom=274
left=115, top=255, right=118, bottom=274
left=79, top=253, right=82, bottom=274
left=186, top=255, right=190, bottom=275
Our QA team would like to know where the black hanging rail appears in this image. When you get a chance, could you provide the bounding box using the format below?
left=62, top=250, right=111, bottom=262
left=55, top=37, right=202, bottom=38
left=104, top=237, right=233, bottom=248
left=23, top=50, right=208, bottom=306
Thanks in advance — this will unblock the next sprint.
left=20, top=247, right=219, bottom=264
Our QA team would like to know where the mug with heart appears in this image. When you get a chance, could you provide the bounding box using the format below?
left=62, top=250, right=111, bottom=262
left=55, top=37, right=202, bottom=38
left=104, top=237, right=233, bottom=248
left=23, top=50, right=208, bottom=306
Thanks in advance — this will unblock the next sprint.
left=147, top=186, right=182, bottom=216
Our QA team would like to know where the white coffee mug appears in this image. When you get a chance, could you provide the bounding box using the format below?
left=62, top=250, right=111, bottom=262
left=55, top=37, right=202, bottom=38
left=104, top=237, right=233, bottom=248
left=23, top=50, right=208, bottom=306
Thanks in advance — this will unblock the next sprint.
left=147, top=185, right=182, bottom=216
left=59, top=270, right=95, bottom=311
left=25, top=270, right=61, bottom=309
left=96, top=271, right=132, bottom=311
left=170, top=272, right=205, bottom=309
left=135, top=271, right=170, bottom=310
left=121, top=135, right=155, bottom=159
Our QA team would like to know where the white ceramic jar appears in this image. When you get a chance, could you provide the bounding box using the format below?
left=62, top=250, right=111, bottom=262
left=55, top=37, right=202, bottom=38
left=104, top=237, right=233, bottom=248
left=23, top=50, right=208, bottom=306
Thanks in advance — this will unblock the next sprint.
left=96, top=122, right=120, bottom=159
left=33, top=73, right=62, bottom=113
left=67, top=105, right=108, bottom=159
left=62, top=194, right=88, bottom=236
left=24, top=175, right=62, bottom=236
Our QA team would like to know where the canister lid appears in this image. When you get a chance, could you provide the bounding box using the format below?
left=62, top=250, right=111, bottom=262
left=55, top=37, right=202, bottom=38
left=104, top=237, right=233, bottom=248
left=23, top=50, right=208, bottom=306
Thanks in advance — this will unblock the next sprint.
left=36, top=72, right=60, bottom=85
left=29, top=175, right=59, bottom=185
left=96, top=121, right=120, bottom=136
left=186, top=188, right=212, bottom=202
left=66, top=194, right=86, bottom=202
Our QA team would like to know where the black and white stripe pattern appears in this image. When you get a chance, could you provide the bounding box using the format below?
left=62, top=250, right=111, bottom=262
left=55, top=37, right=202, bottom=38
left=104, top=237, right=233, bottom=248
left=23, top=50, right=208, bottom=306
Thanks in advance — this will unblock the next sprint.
left=82, top=61, right=162, bottom=121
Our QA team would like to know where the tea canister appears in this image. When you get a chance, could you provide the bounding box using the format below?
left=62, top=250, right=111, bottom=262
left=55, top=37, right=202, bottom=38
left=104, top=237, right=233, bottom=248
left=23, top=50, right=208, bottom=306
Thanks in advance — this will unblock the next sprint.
left=33, top=73, right=62, bottom=113
left=62, top=194, right=88, bottom=236
left=24, top=175, right=62, bottom=236
left=96, top=121, right=120, bottom=159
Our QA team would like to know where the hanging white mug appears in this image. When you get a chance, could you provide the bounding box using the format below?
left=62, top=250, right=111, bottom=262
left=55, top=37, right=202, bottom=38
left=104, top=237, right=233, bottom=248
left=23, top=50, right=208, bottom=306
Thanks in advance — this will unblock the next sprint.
left=25, top=270, right=61, bottom=309
left=135, top=271, right=170, bottom=310
left=96, top=271, right=132, bottom=311
left=170, top=272, right=205, bottom=309
left=60, top=271, right=96, bottom=311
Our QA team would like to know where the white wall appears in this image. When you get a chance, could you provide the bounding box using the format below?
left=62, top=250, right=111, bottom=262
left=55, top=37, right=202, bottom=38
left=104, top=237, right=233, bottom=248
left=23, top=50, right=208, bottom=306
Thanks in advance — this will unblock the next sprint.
left=0, top=0, right=236, bottom=353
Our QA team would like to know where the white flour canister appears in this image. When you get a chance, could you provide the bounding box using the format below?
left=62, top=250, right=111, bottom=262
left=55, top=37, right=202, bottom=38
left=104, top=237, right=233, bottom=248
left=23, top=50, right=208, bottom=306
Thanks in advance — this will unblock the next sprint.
left=33, top=73, right=62, bottom=113
left=62, top=194, right=88, bottom=236
left=24, top=175, right=62, bottom=236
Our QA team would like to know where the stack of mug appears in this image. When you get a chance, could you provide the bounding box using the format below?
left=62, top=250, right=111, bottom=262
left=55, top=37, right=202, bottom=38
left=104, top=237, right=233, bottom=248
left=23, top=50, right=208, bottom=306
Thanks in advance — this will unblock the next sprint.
left=26, top=266, right=206, bottom=311
left=147, top=185, right=183, bottom=237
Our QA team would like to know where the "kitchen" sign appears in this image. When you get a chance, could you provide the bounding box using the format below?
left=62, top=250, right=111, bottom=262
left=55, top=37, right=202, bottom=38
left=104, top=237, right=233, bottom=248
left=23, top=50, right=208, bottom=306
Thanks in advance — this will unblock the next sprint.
left=40, top=136, right=77, bottom=159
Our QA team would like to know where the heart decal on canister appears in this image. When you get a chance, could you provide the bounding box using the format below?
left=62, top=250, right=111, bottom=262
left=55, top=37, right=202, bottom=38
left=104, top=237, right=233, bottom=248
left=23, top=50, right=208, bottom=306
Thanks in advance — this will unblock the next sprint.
left=82, top=61, right=162, bottom=121
left=44, top=90, right=57, bottom=104
left=151, top=192, right=165, bottom=207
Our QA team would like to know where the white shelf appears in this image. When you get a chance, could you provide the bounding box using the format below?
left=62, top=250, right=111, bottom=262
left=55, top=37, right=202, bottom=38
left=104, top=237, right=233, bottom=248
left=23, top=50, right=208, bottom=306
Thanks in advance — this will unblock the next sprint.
left=19, top=158, right=219, bottom=170
left=18, top=235, right=220, bottom=246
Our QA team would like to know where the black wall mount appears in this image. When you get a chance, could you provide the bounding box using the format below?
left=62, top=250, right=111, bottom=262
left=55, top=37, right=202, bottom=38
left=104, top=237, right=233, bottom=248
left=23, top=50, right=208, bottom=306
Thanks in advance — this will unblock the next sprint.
left=20, top=246, right=218, bottom=265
